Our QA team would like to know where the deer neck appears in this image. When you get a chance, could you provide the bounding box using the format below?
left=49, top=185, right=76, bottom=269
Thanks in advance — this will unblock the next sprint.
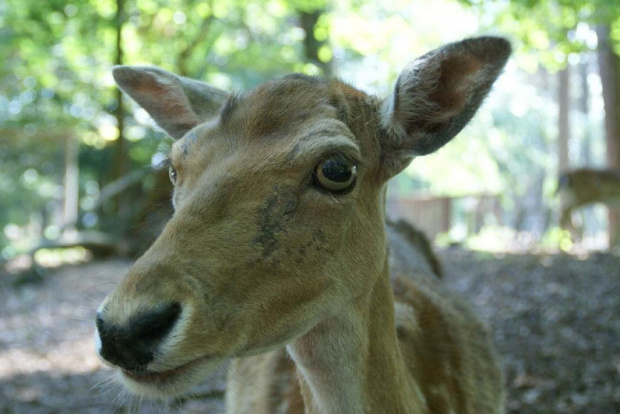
left=286, top=253, right=426, bottom=414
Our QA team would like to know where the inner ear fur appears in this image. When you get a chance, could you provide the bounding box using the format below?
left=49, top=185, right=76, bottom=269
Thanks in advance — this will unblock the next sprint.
left=380, top=36, right=511, bottom=173
left=113, top=66, right=228, bottom=140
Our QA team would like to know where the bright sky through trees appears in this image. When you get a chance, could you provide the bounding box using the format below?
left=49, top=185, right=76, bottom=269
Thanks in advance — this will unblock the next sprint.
left=0, top=0, right=616, bottom=257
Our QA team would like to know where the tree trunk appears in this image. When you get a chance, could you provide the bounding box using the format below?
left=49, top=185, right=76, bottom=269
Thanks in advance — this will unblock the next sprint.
left=578, top=58, right=596, bottom=238
left=596, top=25, right=620, bottom=246
left=558, top=67, right=570, bottom=176
left=298, top=9, right=332, bottom=76
left=597, top=25, right=620, bottom=168
left=579, top=59, right=591, bottom=166
left=63, top=135, right=79, bottom=232
left=112, top=0, right=128, bottom=222
left=177, top=7, right=215, bottom=77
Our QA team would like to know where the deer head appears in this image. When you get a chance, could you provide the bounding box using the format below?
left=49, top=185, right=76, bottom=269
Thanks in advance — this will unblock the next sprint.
left=95, top=37, right=510, bottom=398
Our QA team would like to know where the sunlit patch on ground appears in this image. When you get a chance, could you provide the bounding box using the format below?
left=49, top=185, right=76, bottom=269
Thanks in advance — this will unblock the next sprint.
left=1, top=254, right=618, bottom=413
left=440, top=248, right=620, bottom=413
left=4, top=247, right=93, bottom=275
left=33, top=247, right=93, bottom=269
left=0, top=259, right=226, bottom=413
left=0, top=336, right=103, bottom=378
left=437, top=224, right=615, bottom=255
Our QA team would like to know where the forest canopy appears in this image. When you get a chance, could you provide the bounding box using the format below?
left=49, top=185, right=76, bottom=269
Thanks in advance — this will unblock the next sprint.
left=1, top=0, right=619, bottom=263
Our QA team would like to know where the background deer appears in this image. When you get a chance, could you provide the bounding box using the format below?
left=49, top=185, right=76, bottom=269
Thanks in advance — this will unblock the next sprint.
left=95, top=36, right=510, bottom=413
left=558, top=168, right=620, bottom=246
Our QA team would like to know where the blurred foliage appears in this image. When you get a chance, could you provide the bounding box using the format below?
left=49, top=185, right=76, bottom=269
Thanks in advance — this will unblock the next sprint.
left=0, top=0, right=617, bottom=257
left=0, top=0, right=329, bottom=257
left=457, top=0, right=620, bottom=71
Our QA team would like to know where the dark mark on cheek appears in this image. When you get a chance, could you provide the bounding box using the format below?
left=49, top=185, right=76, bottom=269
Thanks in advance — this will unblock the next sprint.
left=253, top=187, right=299, bottom=259
left=294, top=229, right=327, bottom=263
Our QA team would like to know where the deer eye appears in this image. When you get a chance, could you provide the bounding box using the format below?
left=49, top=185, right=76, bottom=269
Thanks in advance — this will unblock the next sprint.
left=314, top=155, right=357, bottom=193
left=169, top=165, right=178, bottom=184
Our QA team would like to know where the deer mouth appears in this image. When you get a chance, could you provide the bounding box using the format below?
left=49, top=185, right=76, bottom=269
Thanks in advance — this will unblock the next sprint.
left=120, top=354, right=214, bottom=387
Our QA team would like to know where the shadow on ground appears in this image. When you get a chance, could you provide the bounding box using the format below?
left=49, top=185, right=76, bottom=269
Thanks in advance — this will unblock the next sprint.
left=0, top=250, right=618, bottom=413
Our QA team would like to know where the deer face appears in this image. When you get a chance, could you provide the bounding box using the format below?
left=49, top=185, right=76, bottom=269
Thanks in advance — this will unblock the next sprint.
left=96, top=37, right=510, bottom=398
left=97, top=76, right=388, bottom=397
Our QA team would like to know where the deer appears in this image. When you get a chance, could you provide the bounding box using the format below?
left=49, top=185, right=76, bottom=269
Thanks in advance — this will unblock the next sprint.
left=557, top=168, right=620, bottom=246
left=95, top=36, right=510, bottom=413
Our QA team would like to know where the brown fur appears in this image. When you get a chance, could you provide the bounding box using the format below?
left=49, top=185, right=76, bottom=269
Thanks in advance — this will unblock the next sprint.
left=97, top=37, right=510, bottom=413
left=558, top=168, right=620, bottom=245
left=558, top=168, right=620, bottom=221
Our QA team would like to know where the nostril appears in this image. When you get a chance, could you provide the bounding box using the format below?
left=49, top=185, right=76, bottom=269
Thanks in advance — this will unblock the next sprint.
left=134, top=302, right=182, bottom=341
left=95, top=303, right=182, bottom=370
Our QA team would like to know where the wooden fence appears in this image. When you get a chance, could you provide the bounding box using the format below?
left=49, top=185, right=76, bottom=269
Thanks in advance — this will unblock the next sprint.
left=388, top=194, right=502, bottom=240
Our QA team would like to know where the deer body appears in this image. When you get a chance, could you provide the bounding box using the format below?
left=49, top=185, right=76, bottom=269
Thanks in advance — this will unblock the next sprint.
left=228, top=221, right=503, bottom=414
left=558, top=168, right=620, bottom=234
left=96, top=37, right=510, bottom=413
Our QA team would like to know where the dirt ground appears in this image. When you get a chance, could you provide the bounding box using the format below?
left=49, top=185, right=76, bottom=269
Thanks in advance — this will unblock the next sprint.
left=0, top=248, right=618, bottom=413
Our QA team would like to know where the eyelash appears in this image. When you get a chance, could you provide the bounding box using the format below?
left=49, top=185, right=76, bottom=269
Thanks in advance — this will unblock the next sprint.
left=157, top=157, right=172, bottom=170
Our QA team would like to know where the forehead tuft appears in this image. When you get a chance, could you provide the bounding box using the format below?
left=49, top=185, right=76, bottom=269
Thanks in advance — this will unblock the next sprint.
left=229, top=75, right=335, bottom=138
left=220, top=93, right=241, bottom=124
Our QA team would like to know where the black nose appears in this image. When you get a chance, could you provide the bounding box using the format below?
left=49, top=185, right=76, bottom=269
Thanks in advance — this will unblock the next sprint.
left=96, top=302, right=181, bottom=371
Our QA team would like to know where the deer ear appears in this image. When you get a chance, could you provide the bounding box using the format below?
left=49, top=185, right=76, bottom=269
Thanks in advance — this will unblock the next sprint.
left=112, top=66, right=228, bottom=140
left=380, top=37, right=511, bottom=176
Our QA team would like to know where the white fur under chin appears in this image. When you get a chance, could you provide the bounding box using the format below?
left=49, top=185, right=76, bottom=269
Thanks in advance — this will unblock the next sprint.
left=119, top=356, right=226, bottom=399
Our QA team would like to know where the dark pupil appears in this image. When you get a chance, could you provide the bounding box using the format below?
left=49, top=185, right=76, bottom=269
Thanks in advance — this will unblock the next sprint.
left=322, top=159, right=351, bottom=182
